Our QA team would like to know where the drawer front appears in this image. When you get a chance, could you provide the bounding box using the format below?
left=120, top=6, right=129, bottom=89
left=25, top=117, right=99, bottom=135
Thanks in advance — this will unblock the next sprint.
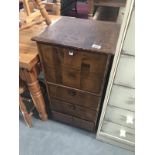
left=47, top=83, right=101, bottom=110
left=105, top=106, right=135, bottom=129
left=114, top=55, right=135, bottom=88
left=44, top=65, right=104, bottom=94
left=109, top=85, right=135, bottom=111
left=50, top=99, right=98, bottom=122
left=52, top=111, right=95, bottom=132
left=38, top=43, right=109, bottom=94
left=101, top=121, right=135, bottom=143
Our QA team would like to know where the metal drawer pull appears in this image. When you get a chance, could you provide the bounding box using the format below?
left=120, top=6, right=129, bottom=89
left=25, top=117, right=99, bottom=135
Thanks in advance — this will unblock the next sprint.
left=69, top=50, right=74, bottom=56
left=126, top=115, right=134, bottom=124
left=120, top=129, right=126, bottom=137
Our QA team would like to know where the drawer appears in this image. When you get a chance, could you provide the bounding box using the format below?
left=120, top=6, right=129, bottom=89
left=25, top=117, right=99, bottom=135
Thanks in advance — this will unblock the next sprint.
left=47, top=83, right=101, bottom=110
left=38, top=44, right=109, bottom=94
left=105, top=106, right=135, bottom=129
left=114, top=55, right=135, bottom=88
left=101, top=121, right=135, bottom=143
left=52, top=111, right=95, bottom=132
left=109, top=85, right=135, bottom=111
left=50, top=99, right=98, bottom=122
left=44, top=64, right=104, bottom=94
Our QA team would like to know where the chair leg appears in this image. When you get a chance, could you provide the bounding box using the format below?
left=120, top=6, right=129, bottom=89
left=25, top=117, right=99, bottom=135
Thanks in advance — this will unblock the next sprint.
left=19, top=95, right=32, bottom=128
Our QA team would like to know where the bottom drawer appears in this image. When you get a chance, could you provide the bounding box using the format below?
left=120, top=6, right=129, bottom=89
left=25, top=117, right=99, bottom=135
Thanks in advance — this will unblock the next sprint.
left=50, top=99, right=98, bottom=122
left=52, top=111, right=95, bottom=132
left=101, top=121, right=135, bottom=144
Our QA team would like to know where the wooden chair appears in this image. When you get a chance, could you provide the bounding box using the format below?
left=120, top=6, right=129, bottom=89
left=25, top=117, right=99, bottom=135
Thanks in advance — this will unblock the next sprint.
left=19, top=0, right=52, bottom=30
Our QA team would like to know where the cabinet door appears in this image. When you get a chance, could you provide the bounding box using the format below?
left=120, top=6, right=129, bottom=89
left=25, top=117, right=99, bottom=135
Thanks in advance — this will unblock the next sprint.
left=114, top=55, right=135, bottom=88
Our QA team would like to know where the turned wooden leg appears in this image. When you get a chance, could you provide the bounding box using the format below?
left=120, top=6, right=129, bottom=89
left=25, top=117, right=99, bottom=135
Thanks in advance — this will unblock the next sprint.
left=88, top=0, right=94, bottom=19
left=21, top=67, right=48, bottom=121
left=34, top=0, right=51, bottom=25
left=19, top=96, right=32, bottom=128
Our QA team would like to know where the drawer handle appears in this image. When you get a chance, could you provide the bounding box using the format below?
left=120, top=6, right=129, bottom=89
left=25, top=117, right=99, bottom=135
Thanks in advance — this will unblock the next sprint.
left=68, top=90, right=76, bottom=96
left=70, top=104, right=76, bottom=110
left=69, top=50, right=74, bottom=56
left=120, top=129, right=126, bottom=137
left=126, top=115, right=134, bottom=124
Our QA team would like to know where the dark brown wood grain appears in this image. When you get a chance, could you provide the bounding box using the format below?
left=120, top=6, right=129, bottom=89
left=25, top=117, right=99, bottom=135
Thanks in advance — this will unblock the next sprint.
left=50, top=98, right=98, bottom=122
left=38, top=43, right=108, bottom=94
left=52, top=111, right=95, bottom=132
left=47, top=83, right=101, bottom=110
left=33, top=17, right=120, bottom=55
left=33, top=17, right=120, bottom=132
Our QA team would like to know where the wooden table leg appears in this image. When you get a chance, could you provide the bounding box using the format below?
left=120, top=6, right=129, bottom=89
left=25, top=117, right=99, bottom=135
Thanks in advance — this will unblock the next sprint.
left=20, top=67, right=48, bottom=121
left=19, top=95, right=32, bottom=127
left=88, top=0, right=94, bottom=19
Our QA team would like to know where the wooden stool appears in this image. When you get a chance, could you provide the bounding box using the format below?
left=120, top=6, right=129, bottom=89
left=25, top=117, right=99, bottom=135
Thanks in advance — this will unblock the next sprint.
left=19, top=80, right=32, bottom=127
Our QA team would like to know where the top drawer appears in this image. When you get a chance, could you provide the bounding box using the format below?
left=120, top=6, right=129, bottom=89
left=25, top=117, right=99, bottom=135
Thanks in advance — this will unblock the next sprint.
left=38, top=43, right=109, bottom=94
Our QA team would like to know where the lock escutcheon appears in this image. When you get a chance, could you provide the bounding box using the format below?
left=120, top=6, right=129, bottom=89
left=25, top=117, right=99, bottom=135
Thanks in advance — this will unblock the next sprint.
left=69, top=50, right=74, bottom=56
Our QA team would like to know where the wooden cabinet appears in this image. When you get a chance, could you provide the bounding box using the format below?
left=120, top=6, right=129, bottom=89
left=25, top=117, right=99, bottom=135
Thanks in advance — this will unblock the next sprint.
left=97, top=1, right=135, bottom=151
left=33, top=17, right=120, bottom=132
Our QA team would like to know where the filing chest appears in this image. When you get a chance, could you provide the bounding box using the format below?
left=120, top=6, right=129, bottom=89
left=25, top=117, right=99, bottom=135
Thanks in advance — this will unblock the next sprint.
left=33, top=17, right=120, bottom=131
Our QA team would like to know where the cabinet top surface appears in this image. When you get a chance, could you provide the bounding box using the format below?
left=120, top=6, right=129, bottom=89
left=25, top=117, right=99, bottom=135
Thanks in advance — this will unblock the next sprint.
left=33, top=17, right=120, bottom=55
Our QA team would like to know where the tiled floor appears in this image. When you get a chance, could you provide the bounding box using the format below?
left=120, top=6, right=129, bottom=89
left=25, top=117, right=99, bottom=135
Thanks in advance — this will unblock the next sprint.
left=19, top=116, right=134, bottom=155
